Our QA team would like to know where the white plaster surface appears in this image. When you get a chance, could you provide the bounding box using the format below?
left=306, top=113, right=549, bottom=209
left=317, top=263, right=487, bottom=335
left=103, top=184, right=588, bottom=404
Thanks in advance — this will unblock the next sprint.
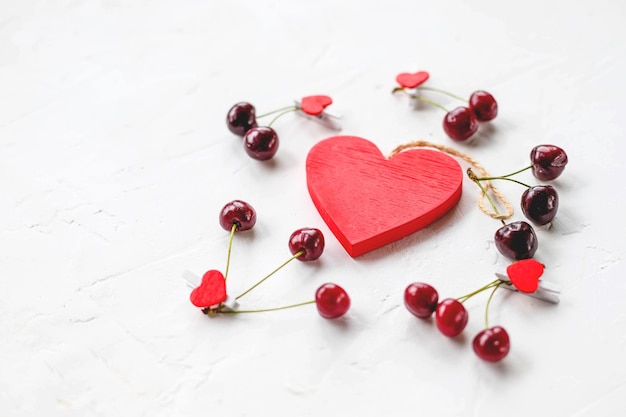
left=1, top=0, right=625, bottom=415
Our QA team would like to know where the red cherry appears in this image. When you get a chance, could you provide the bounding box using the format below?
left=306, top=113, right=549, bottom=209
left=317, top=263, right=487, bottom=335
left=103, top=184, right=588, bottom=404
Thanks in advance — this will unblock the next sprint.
left=494, top=221, right=538, bottom=260
left=469, top=91, right=498, bottom=122
left=219, top=200, right=256, bottom=231
left=521, top=185, right=559, bottom=226
left=404, top=282, right=438, bottom=319
left=226, top=102, right=257, bottom=136
left=243, top=126, right=279, bottom=160
left=315, top=283, right=350, bottom=319
left=530, top=144, right=568, bottom=180
left=435, top=298, right=468, bottom=337
left=288, top=227, right=325, bottom=261
left=443, top=107, right=479, bottom=141
left=472, top=326, right=510, bottom=362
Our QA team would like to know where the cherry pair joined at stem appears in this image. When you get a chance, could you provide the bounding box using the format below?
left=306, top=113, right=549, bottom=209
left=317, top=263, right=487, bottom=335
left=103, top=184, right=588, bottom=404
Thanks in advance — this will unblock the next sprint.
left=393, top=75, right=498, bottom=141
left=226, top=102, right=295, bottom=161
left=440, top=90, right=497, bottom=141
left=193, top=200, right=350, bottom=319
left=226, top=96, right=333, bottom=161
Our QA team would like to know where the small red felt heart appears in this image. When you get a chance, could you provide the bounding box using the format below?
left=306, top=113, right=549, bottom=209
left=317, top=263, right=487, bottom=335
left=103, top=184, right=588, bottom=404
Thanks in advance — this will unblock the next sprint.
left=301, top=95, right=333, bottom=116
left=306, top=136, right=463, bottom=257
left=506, top=259, right=545, bottom=293
left=190, top=270, right=227, bottom=307
left=396, top=71, right=430, bottom=89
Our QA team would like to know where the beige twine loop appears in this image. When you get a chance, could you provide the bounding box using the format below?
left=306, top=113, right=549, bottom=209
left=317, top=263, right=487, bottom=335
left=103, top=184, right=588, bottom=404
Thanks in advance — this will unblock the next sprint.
left=388, top=140, right=514, bottom=220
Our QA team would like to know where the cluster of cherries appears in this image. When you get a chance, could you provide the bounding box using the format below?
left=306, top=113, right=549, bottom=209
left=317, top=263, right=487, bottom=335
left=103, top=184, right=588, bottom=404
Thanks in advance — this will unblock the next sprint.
left=405, top=282, right=504, bottom=362
left=471, top=144, right=568, bottom=261
left=226, top=95, right=334, bottom=160
left=189, top=199, right=350, bottom=319
left=392, top=70, right=498, bottom=141
left=401, top=144, right=568, bottom=362
left=404, top=258, right=545, bottom=362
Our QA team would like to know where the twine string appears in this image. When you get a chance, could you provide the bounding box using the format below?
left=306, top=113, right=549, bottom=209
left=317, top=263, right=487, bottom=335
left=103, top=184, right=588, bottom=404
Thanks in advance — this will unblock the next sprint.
left=388, top=140, right=513, bottom=220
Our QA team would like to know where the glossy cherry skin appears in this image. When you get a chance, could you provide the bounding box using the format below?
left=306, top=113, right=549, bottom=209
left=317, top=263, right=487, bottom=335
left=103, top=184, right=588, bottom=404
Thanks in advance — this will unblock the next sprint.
left=219, top=200, right=256, bottom=231
left=435, top=298, right=468, bottom=337
left=521, top=185, right=559, bottom=226
left=494, top=221, right=538, bottom=260
left=469, top=91, right=498, bottom=121
left=315, top=283, right=350, bottom=319
left=289, top=228, right=325, bottom=261
left=226, top=102, right=257, bottom=136
left=473, top=326, right=510, bottom=362
left=443, top=107, right=479, bottom=141
left=530, top=145, right=568, bottom=180
left=243, top=126, right=279, bottom=160
left=404, top=283, right=439, bottom=319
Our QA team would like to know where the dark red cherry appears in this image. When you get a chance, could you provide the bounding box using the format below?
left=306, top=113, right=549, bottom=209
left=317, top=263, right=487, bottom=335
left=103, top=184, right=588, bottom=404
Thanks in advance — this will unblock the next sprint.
left=521, top=185, right=559, bottom=226
left=443, top=107, right=479, bottom=141
left=469, top=91, right=498, bottom=122
left=315, top=283, right=350, bottom=319
left=494, top=221, right=538, bottom=260
left=289, top=228, right=325, bottom=261
left=219, top=200, right=256, bottom=231
left=472, top=326, right=510, bottom=362
left=530, top=145, right=568, bottom=180
left=435, top=298, right=468, bottom=337
left=243, top=126, right=279, bottom=160
left=404, top=282, right=439, bottom=319
left=226, top=102, right=257, bottom=136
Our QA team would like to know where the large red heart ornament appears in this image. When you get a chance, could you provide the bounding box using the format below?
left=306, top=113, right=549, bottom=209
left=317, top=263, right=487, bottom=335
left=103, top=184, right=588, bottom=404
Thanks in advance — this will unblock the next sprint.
left=306, top=136, right=463, bottom=257
left=190, top=270, right=227, bottom=307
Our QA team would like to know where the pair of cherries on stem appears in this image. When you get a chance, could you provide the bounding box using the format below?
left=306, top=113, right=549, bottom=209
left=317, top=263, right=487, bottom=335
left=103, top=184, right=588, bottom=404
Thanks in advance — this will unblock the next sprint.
left=226, top=95, right=334, bottom=161
left=393, top=71, right=497, bottom=141
left=470, top=144, right=568, bottom=260
left=190, top=200, right=350, bottom=319
left=403, top=259, right=545, bottom=362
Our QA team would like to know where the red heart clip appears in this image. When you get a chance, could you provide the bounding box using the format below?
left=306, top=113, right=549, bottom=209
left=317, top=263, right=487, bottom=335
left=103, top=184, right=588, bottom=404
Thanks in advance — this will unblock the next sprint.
left=396, top=71, right=430, bottom=89
left=506, top=259, right=545, bottom=293
left=301, top=95, right=333, bottom=116
left=190, top=270, right=227, bottom=307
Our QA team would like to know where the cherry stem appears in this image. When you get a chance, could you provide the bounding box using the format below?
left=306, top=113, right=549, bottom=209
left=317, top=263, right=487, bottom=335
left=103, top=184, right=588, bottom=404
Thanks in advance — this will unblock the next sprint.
left=217, top=300, right=316, bottom=314
left=457, top=279, right=501, bottom=303
left=492, top=165, right=533, bottom=179
left=410, top=95, right=449, bottom=112
left=235, top=250, right=305, bottom=300
left=224, top=223, right=237, bottom=281
left=467, top=168, right=506, bottom=226
left=256, top=105, right=298, bottom=119
left=484, top=281, right=503, bottom=329
left=475, top=175, right=532, bottom=189
left=268, top=107, right=299, bottom=127
left=418, top=86, right=466, bottom=102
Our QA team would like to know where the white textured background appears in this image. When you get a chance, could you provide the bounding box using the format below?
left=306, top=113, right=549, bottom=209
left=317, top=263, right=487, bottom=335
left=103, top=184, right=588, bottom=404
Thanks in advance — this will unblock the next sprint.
left=1, top=0, right=625, bottom=415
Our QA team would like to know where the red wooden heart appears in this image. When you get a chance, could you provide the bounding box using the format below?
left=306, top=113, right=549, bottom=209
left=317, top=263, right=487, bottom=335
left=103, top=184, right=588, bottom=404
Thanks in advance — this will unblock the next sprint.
left=396, top=71, right=429, bottom=89
left=306, top=136, right=463, bottom=257
left=506, top=259, right=545, bottom=293
left=190, top=270, right=227, bottom=307
left=301, top=95, right=333, bottom=116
